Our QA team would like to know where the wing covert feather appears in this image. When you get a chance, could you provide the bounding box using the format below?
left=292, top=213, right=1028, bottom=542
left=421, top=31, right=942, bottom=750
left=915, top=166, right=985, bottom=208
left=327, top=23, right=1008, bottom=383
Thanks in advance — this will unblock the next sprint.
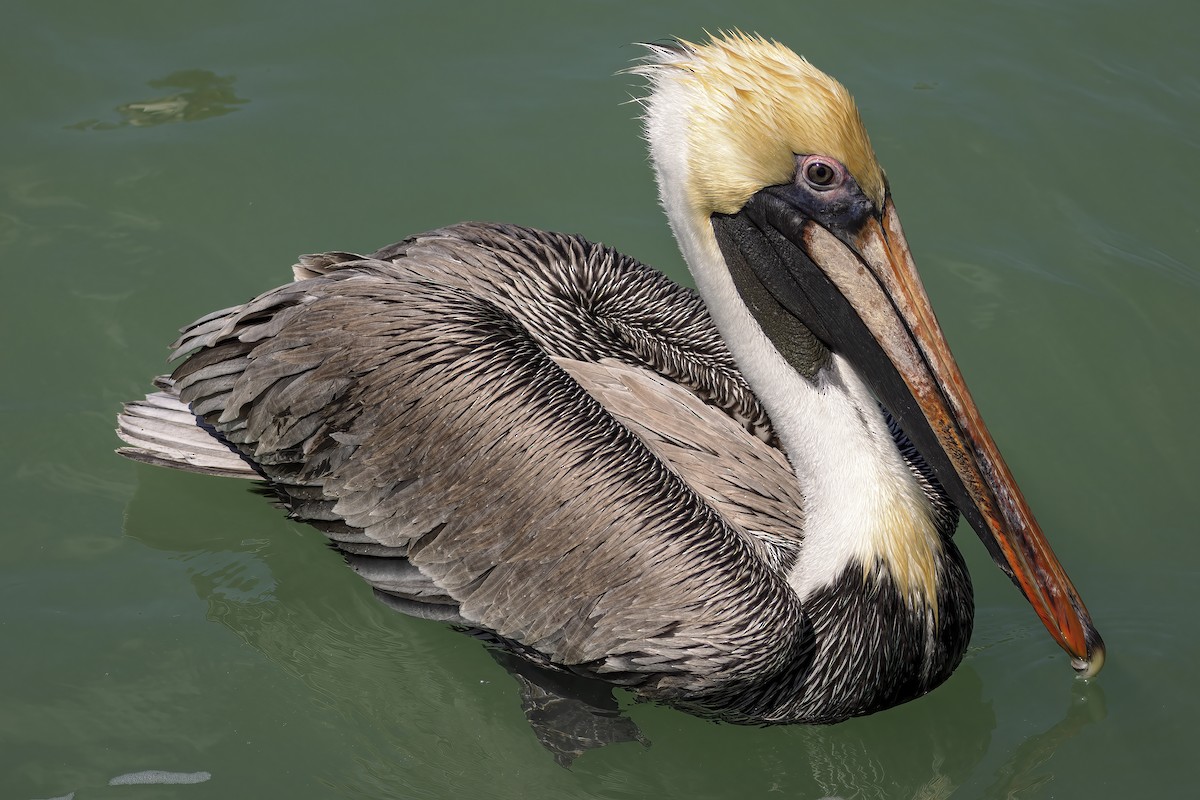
left=168, top=223, right=807, bottom=699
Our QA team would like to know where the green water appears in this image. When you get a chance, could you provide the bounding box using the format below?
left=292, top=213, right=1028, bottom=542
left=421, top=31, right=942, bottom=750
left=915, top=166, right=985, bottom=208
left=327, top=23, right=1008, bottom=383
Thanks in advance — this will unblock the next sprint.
left=3, top=1, right=1197, bottom=797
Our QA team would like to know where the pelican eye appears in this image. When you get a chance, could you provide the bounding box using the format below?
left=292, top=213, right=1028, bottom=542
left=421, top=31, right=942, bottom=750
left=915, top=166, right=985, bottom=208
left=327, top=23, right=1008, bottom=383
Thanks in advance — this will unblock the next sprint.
left=801, top=157, right=842, bottom=190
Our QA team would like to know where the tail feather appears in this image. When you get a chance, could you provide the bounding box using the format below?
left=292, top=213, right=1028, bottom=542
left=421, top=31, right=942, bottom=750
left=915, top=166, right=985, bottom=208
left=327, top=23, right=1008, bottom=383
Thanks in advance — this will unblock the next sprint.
left=116, top=380, right=260, bottom=479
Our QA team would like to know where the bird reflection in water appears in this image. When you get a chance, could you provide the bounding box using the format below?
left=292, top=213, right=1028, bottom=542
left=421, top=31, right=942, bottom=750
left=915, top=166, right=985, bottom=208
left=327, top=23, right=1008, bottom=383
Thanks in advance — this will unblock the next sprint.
left=118, top=471, right=1106, bottom=794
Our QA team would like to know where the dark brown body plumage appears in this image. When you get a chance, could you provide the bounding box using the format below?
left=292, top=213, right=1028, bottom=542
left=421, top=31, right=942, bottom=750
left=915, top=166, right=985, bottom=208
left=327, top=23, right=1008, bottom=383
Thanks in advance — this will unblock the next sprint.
left=119, top=222, right=972, bottom=723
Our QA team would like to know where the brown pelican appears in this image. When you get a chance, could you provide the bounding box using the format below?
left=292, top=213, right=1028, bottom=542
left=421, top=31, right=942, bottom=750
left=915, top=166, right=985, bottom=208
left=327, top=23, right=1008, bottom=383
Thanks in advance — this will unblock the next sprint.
left=117, top=32, right=1104, bottom=724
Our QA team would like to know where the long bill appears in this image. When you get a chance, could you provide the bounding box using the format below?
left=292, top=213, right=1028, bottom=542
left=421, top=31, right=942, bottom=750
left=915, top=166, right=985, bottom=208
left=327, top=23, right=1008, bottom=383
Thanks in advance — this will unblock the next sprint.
left=712, top=189, right=1105, bottom=677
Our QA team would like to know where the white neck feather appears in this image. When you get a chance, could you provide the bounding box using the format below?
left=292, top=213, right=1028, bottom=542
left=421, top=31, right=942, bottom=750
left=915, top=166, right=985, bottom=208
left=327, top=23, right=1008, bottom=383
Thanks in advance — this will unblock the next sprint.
left=644, top=76, right=940, bottom=603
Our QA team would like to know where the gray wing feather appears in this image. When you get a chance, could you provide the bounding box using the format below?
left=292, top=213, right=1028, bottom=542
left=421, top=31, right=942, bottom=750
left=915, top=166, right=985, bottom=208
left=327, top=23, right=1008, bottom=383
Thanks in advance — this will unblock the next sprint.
left=553, top=357, right=804, bottom=575
left=123, top=222, right=807, bottom=704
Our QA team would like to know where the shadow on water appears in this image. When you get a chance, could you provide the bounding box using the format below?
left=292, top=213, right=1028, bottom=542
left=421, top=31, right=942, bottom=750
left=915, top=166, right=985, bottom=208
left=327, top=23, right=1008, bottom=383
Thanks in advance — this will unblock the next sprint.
left=68, top=70, right=248, bottom=131
left=111, top=465, right=1108, bottom=798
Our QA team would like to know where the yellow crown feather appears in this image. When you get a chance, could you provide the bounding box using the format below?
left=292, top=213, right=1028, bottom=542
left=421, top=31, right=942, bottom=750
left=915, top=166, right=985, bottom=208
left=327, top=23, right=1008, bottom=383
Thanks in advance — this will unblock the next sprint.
left=636, top=32, right=885, bottom=216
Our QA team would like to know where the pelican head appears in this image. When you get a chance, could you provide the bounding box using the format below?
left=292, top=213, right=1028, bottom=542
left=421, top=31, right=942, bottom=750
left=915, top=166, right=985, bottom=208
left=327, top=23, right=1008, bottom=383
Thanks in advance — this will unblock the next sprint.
left=635, top=32, right=1104, bottom=677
